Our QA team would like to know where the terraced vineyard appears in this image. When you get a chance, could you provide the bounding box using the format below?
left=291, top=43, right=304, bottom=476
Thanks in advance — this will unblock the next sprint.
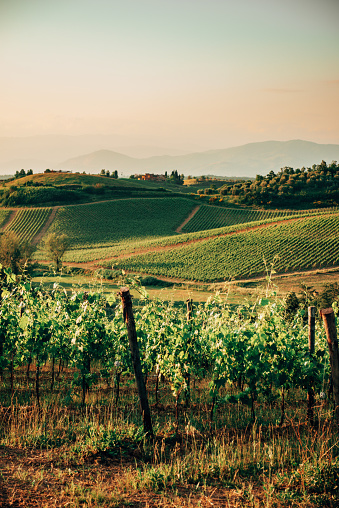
left=4, top=208, right=52, bottom=243
left=115, top=212, right=339, bottom=281
left=47, top=197, right=196, bottom=250
left=182, top=204, right=334, bottom=232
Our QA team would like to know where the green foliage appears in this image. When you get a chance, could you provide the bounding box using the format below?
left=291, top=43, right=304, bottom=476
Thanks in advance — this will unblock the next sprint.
left=43, top=232, right=70, bottom=271
left=284, top=291, right=300, bottom=320
left=0, top=277, right=329, bottom=427
left=296, top=282, right=339, bottom=313
left=140, top=276, right=173, bottom=287
left=0, top=231, right=34, bottom=274
left=0, top=186, right=85, bottom=206
left=168, top=170, right=183, bottom=185
left=220, top=160, right=339, bottom=208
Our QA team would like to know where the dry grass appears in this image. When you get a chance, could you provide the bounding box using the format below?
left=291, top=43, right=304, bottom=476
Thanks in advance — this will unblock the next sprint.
left=1, top=371, right=339, bottom=507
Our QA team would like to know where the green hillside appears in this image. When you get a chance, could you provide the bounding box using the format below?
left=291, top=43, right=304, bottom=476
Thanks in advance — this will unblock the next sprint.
left=4, top=171, right=152, bottom=188
left=112, top=212, right=339, bottom=281
left=4, top=208, right=52, bottom=243
left=0, top=172, right=175, bottom=206
left=45, top=197, right=196, bottom=250
left=182, top=205, right=319, bottom=232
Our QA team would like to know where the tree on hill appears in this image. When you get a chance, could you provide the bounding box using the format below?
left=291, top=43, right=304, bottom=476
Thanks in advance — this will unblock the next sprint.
left=169, top=170, right=183, bottom=185
left=44, top=233, right=69, bottom=271
left=15, top=169, right=27, bottom=179
left=0, top=231, right=33, bottom=274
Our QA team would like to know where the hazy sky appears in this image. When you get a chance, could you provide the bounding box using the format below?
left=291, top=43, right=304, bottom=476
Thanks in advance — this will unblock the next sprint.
left=1, top=0, right=338, bottom=150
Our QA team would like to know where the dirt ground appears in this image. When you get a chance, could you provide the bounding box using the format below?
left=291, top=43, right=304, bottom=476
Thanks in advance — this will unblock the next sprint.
left=0, top=446, right=255, bottom=508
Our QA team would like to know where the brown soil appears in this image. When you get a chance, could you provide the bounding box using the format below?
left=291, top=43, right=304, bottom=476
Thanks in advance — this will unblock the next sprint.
left=0, top=446, right=254, bottom=507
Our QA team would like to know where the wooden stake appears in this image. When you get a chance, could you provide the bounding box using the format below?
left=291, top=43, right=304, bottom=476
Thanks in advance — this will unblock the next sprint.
left=307, top=306, right=316, bottom=425
left=184, top=299, right=193, bottom=407
left=119, top=287, right=153, bottom=437
left=320, top=307, right=339, bottom=423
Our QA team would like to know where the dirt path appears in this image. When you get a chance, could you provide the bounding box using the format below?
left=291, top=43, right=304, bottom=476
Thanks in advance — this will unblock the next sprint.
left=176, top=205, right=200, bottom=232
left=32, top=207, right=59, bottom=246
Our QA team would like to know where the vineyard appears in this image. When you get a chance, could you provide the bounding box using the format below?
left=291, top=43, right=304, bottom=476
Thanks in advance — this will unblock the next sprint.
left=0, top=270, right=338, bottom=506
left=36, top=208, right=326, bottom=264
left=0, top=272, right=333, bottom=426
left=46, top=197, right=195, bottom=250
left=56, top=216, right=298, bottom=263
left=114, top=212, right=339, bottom=281
left=4, top=207, right=52, bottom=243
left=181, top=205, right=328, bottom=233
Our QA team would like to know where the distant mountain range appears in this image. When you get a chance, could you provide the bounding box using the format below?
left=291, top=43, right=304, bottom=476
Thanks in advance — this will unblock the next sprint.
left=0, top=134, right=193, bottom=173
left=55, top=140, right=339, bottom=178
left=1, top=137, right=339, bottom=178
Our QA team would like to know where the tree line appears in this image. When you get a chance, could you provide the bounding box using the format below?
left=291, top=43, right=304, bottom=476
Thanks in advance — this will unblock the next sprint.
left=218, top=160, right=339, bottom=208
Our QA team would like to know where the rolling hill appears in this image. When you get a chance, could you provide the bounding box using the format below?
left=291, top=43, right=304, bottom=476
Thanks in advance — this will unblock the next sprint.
left=55, top=140, right=339, bottom=178
left=110, top=212, right=339, bottom=282
left=0, top=175, right=338, bottom=282
left=2, top=138, right=339, bottom=179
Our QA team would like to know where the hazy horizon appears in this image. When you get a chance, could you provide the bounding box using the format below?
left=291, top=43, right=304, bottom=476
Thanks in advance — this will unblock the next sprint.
left=1, top=0, right=338, bottom=153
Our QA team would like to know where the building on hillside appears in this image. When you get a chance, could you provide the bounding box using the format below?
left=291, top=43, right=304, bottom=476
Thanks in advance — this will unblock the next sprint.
left=138, top=173, right=166, bottom=181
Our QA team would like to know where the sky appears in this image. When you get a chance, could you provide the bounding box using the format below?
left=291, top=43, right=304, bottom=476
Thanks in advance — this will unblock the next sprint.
left=0, top=0, right=339, bottom=151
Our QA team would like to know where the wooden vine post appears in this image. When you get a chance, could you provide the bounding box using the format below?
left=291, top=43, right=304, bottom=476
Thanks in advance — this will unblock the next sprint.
left=320, top=307, right=339, bottom=424
left=185, top=298, right=193, bottom=407
left=307, top=306, right=316, bottom=425
left=119, top=287, right=153, bottom=437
